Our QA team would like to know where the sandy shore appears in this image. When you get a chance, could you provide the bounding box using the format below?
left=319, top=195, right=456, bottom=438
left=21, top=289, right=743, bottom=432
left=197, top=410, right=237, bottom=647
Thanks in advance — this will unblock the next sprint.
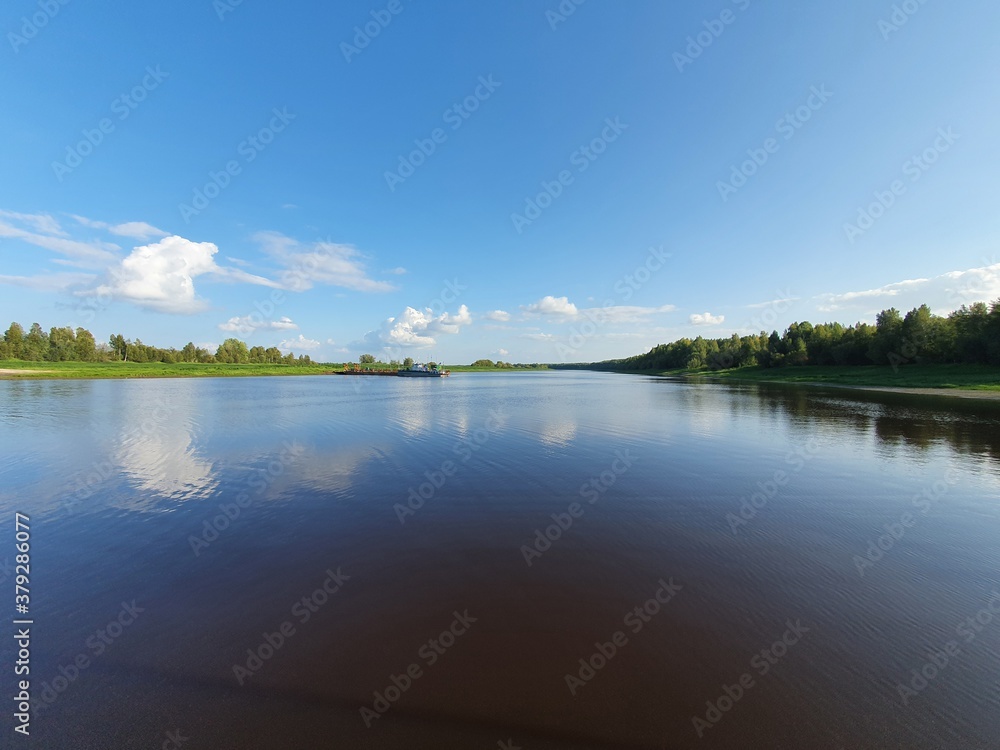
left=819, top=383, right=1000, bottom=400
left=0, top=368, right=53, bottom=375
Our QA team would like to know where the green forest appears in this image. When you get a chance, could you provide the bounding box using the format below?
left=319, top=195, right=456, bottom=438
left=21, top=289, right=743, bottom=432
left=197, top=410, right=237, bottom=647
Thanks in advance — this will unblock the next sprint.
left=0, top=323, right=315, bottom=365
left=588, top=301, right=1000, bottom=372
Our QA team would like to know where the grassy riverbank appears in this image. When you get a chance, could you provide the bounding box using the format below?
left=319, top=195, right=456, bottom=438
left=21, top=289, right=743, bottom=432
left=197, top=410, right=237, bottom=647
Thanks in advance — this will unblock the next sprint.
left=0, top=361, right=550, bottom=379
left=635, top=363, right=1000, bottom=391
left=0, top=360, right=338, bottom=379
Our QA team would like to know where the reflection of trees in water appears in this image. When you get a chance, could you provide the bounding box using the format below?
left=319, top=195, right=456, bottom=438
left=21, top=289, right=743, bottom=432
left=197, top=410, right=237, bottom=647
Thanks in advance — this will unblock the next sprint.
left=2, top=379, right=96, bottom=426
left=738, top=382, right=1000, bottom=463
left=872, top=412, right=1000, bottom=461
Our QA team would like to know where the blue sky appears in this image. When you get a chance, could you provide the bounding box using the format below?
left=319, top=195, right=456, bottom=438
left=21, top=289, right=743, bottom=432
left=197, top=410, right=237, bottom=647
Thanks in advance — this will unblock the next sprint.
left=2, top=0, right=999, bottom=363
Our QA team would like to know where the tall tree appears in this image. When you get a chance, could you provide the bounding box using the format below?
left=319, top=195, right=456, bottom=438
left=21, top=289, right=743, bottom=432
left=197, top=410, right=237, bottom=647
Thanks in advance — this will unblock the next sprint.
left=24, top=323, right=49, bottom=361
left=110, top=334, right=128, bottom=361
left=868, top=308, right=903, bottom=364
left=48, top=326, right=76, bottom=361
left=216, top=338, right=250, bottom=364
left=4, top=322, right=24, bottom=359
left=74, top=328, right=98, bottom=361
left=950, top=303, right=989, bottom=364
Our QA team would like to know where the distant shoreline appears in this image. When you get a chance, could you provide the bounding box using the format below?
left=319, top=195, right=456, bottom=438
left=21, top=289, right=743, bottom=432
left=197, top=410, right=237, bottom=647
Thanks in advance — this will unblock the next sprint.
left=6, top=361, right=999, bottom=399
left=665, top=375, right=1000, bottom=401
left=0, top=362, right=548, bottom=380
left=614, top=363, right=1000, bottom=400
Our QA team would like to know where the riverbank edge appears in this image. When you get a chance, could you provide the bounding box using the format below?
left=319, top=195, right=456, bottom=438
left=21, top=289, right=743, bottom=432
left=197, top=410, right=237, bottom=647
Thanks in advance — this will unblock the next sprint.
left=0, top=363, right=549, bottom=380
left=621, top=366, right=1000, bottom=400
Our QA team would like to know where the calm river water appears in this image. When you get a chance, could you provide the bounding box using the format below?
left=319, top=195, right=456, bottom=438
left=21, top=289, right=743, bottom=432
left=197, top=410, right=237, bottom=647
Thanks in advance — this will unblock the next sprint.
left=1, top=371, right=998, bottom=749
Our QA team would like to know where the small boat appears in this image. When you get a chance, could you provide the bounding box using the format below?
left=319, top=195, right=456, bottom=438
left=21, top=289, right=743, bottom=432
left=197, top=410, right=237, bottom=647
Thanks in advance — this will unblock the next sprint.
left=397, top=363, right=449, bottom=377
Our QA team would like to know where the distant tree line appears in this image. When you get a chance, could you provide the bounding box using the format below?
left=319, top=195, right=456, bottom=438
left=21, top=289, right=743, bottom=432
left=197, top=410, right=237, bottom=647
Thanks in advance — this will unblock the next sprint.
left=469, top=359, right=545, bottom=369
left=357, top=354, right=410, bottom=368
left=1, top=323, right=315, bottom=365
left=357, top=355, right=546, bottom=369
left=582, top=301, right=1000, bottom=372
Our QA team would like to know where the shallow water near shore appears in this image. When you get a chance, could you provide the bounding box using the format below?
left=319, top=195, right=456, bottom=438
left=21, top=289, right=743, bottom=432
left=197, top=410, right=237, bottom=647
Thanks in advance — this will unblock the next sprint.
left=2, top=370, right=999, bottom=749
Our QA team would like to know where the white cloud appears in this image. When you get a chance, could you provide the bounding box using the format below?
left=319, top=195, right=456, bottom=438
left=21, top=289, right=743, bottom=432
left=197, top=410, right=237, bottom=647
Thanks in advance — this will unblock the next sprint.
left=520, top=297, right=674, bottom=324
left=96, top=236, right=217, bottom=314
left=815, top=262, right=1000, bottom=315
left=254, top=231, right=396, bottom=293
left=522, top=332, right=555, bottom=341
left=690, top=312, right=725, bottom=326
left=0, top=271, right=95, bottom=292
left=590, top=304, right=676, bottom=324
left=385, top=267, right=407, bottom=275
left=71, top=215, right=167, bottom=240
left=218, top=315, right=298, bottom=333
left=484, top=309, right=511, bottom=322
left=109, top=221, right=167, bottom=240
left=279, top=334, right=321, bottom=351
left=434, top=304, right=472, bottom=333
left=0, top=210, right=67, bottom=236
left=94, top=235, right=275, bottom=314
left=816, top=278, right=928, bottom=311
left=361, top=304, right=473, bottom=350
left=326, top=338, right=336, bottom=345
left=497, top=348, right=509, bottom=356
left=746, top=292, right=799, bottom=309
left=202, top=264, right=281, bottom=289
left=0, top=212, right=118, bottom=266
left=522, top=295, right=578, bottom=317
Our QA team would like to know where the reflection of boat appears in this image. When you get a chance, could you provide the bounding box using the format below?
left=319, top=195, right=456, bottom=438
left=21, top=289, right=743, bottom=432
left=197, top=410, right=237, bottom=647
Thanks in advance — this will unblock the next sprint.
left=397, top=363, right=449, bottom=378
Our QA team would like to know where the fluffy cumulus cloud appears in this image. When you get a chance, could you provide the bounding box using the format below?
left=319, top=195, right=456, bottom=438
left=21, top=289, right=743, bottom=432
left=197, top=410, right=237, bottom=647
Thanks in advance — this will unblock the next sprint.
left=254, top=231, right=396, bottom=293
left=279, top=334, right=321, bottom=351
left=484, top=309, right=511, bottom=322
left=815, top=261, right=1000, bottom=315
left=690, top=312, right=725, bottom=326
left=95, top=236, right=217, bottom=313
left=361, top=304, right=473, bottom=350
left=218, top=315, right=298, bottom=333
left=94, top=235, right=277, bottom=314
left=522, top=295, right=578, bottom=317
